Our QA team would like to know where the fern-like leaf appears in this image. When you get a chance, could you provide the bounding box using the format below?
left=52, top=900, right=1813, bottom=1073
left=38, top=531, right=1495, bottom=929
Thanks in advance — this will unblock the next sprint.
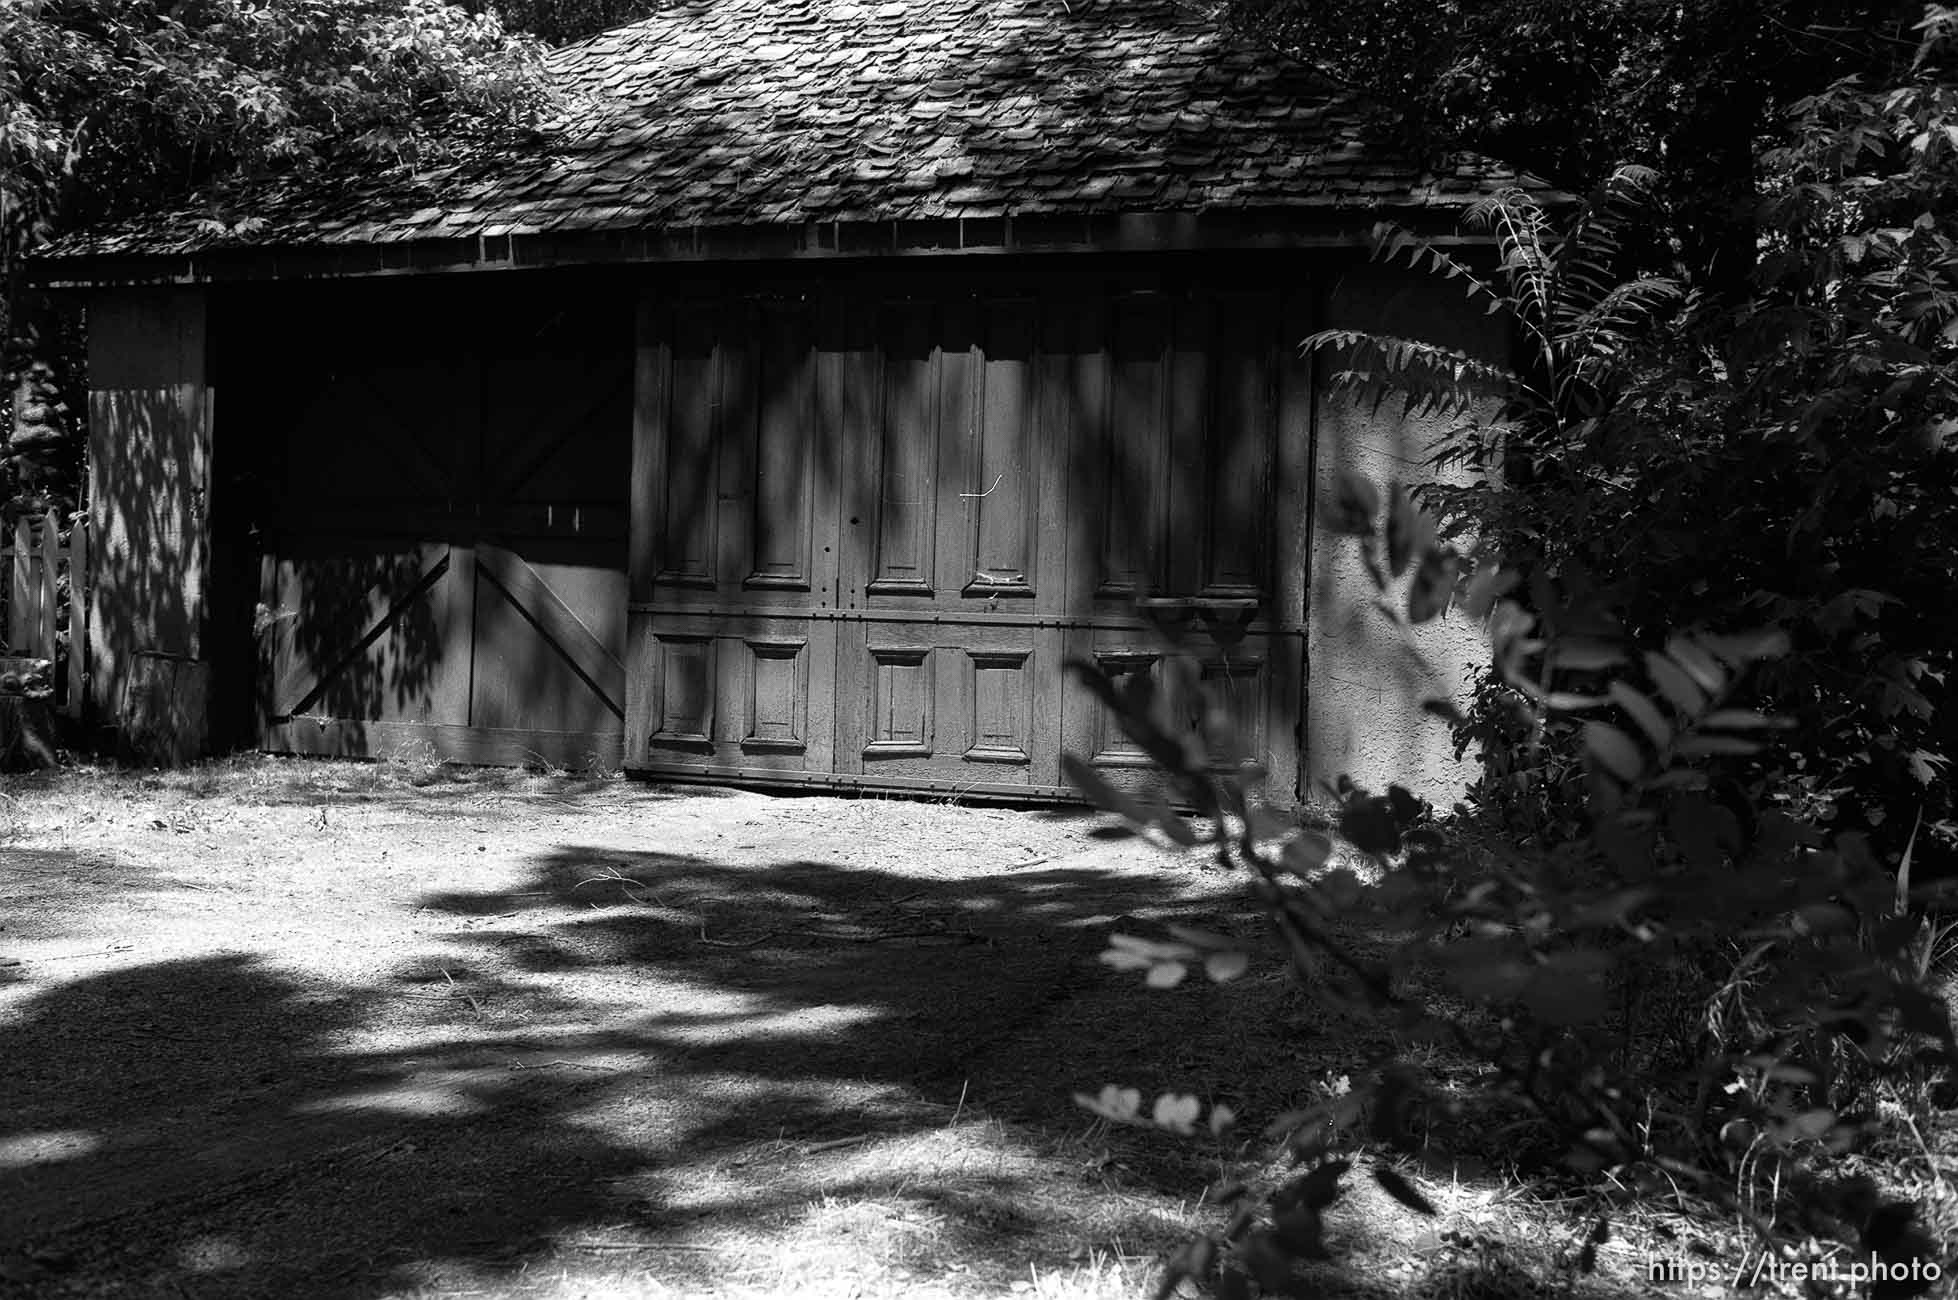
left=1366, top=221, right=1512, bottom=320
left=1551, top=165, right=1665, bottom=330
left=1302, top=330, right=1531, bottom=419
left=1466, top=188, right=1557, bottom=328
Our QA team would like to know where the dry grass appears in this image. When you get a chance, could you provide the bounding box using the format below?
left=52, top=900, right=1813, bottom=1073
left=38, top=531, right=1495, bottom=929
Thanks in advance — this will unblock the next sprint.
left=0, top=756, right=1953, bottom=1299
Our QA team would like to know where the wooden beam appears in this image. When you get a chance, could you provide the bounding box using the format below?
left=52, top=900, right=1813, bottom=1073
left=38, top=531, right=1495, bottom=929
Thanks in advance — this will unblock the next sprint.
left=475, top=542, right=625, bottom=716
left=28, top=209, right=1503, bottom=289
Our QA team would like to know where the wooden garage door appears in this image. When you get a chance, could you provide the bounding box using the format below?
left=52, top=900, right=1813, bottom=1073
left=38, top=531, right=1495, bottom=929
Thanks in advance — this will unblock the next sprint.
left=627, top=270, right=1311, bottom=804
left=248, top=281, right=632, bottom=767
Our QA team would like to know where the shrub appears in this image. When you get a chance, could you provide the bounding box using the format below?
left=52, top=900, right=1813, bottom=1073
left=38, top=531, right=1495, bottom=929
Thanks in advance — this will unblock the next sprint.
left=1068, top=476, right=1955, bottom=1299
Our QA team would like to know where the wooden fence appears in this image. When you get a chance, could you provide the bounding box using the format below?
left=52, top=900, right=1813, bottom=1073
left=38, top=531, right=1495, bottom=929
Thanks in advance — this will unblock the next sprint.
left=0, top=508, right=86, bottom=715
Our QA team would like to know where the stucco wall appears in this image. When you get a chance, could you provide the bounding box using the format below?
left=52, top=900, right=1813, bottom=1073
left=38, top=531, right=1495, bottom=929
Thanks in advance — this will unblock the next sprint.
left=1304, top=261, right=1501, bottom=808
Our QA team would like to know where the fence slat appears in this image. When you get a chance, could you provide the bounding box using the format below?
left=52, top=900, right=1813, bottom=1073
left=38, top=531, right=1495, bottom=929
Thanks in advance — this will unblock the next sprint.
left=7, top=516, right=27, bottom=652
left=66, top=515, right=87, bottom=718
left=35, top=509, right=58, bottom=661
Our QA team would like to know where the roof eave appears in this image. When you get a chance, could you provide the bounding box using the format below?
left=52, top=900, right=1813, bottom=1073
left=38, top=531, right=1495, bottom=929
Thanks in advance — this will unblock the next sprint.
left=27, top=204, right=1516, bottom=290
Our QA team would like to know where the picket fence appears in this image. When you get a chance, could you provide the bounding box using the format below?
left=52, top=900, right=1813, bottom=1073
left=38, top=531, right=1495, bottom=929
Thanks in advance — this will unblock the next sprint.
left=0, top=508, right=85, bottom=714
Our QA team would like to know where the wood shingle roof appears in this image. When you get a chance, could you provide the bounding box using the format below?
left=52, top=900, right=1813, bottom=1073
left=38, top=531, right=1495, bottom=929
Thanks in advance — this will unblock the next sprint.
left=43, top=0, right=1547, bottom=261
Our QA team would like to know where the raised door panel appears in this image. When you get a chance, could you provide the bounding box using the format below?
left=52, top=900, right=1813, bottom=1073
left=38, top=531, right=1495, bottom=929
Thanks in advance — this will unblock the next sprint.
left=627, top=291, right=838, bottom=778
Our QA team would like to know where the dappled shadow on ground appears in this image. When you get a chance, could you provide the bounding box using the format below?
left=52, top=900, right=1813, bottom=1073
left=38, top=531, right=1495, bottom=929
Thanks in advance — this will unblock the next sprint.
left=0, top=841, right=1653, bottom=1298
left=0, top=846, right=1240, bottom=1297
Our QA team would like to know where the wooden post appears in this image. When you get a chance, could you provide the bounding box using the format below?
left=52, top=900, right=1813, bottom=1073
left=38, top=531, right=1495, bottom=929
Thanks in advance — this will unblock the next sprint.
left=65, top=513, right=88, bottom=719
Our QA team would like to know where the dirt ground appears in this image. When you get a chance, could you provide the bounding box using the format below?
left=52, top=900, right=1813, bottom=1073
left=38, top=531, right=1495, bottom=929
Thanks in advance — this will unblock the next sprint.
left=0, top=758, right=1294, bottom=1300
left=3, top=758, right=1925, bottom=1300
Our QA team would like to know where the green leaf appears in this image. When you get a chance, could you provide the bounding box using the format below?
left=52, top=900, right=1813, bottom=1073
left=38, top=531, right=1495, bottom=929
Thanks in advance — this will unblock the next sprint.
left=1644, top=651, right=1708, bottom=717
left=1665, top=637, right=1728, bottom=693
left=1551, top=639, right=1627, bottom=671
left=1283, top=830, right=1333, bottom=876
left=1277, top=1160, right=1352, bottom=1211
left=1062, top=753, right=1150, bottom=827
left=1076, top=1084, right=1143, bottom=1123
left=1698, top=627, right=1790, bottom=665
left=1461, top=560, right=1517, bottom=620
left=1699, top=709, right=1791, bottom=731
left=1673, top=734, right=1762, bottom=758
left=1408, top=547, right=1461, bottom=623
left=1609, top=682, right=1673, bottom=749
left=1385, top=484, right=1422, bottom=577
left=1327, top=469, right=1380, bottom=535
left=1372, top=1166, right=1436, bottom=1215
left=1153, top=1092, right=1202, bottom=1134
left=1421, top=696, right=1467, bottom=725
left=1204, top=950, right=1250, bottom=982
left=1583, top=722, right=1644, bottom=782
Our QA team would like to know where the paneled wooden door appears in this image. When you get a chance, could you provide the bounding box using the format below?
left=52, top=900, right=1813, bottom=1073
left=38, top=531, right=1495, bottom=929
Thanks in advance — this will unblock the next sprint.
left=627, top=271, right=1310, bottom=805
left=250, top=282, right=632, bottom=767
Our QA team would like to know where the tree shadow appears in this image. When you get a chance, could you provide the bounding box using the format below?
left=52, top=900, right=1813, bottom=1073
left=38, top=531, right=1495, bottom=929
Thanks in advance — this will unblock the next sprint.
left=0, top=844, right=1239, bottom=1297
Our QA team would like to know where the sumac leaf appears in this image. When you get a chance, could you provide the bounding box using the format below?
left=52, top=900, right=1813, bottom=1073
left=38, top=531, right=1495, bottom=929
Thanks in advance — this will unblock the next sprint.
left=1272, top=1206, right=1329, bottom=1259
left=1409, top=546, right=1461, bottom=623
left=1552, top=639, right=1627, bottom=671
left=1673, top=734, right=1762, bottom=757
left=1699, top=627, right=1791, bottom=665
left=1609, top=682, right=1673, bottom=750
left=1062, top=753, right=1151, bottom=827
left=1283, top=830, right=1333, bottom=876
left=1340, top=796, right=1403, bottom=856
left=1462, top=559, right=1518, bottom=620
left=1373, top=1165, right=1436, bottom=1215
left=1328, top=469, right=1380, bottom=535
left=1240, top=1232, right=1294, bottom=1290
left=1583, top=722, right=1645, bottom=782
left=1154, top=1092, right=1202, bottom=1134
left=1644, top=652, right=1708, bottom=717
left=1204, top=950, right=1250, bottom=982
left=1666, top=636, right=1728, bottom=693
left=1793, top=903, right=1857, bottom=936
left=1076, top=1084, right=1143, bottom=1123
left=1545, top=691, right=1608, bottom=711
left=1386, top=484, right=1419, bottom=576
left=1145, top=960, right=1190, bottom=989
left=1701, top=708, right=1791, bottom=730
left=1278, top=1159, right=1352, bottom=1211
left=1421, top=696, right=1466, bottom=725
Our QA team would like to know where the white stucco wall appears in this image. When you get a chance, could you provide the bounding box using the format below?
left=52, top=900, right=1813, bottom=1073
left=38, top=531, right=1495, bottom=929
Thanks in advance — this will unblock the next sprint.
left=1304, top=261, right=1502, bottom=809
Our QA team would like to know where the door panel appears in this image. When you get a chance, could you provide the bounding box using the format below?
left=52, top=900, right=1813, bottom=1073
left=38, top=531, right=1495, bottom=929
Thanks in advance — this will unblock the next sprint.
left=629, top=272, right=1308, bottom=805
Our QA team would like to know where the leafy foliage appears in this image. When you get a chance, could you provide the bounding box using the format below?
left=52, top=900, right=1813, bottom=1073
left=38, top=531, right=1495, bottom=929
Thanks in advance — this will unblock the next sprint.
left=1224, top=0, right=1928, bottom=294
left=0, top=0, right=554, bottom=510
left=1067, top=477, right=1955, bottom=1299
left=1378, top=8, right=1958, bottom=896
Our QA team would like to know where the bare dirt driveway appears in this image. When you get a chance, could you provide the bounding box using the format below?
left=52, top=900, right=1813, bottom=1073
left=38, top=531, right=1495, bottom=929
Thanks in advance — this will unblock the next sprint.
left=0, top=758, right=1300, bottom=1300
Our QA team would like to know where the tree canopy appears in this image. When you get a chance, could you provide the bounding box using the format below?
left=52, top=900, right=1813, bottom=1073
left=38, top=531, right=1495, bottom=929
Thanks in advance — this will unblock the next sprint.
left=1225, top=0, right=1932, bottom=295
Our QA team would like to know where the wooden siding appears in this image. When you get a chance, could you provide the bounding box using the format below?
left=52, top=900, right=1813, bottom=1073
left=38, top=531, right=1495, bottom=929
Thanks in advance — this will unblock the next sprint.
left=628, top=269, right=1312, bottom=803
left=86, top=288, right=213, bottom=752
left=236, top=279, right=633, bottom=767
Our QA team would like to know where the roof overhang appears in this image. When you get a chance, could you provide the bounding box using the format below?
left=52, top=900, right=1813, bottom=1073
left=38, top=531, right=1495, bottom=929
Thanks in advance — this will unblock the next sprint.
left=28, top=206, right=1506, bottom=290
